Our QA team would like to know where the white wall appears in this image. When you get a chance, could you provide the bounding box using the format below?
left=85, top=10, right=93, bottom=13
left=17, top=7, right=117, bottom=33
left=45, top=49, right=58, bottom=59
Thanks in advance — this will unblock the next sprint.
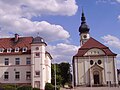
left=0, top=54, right=31, bottom=84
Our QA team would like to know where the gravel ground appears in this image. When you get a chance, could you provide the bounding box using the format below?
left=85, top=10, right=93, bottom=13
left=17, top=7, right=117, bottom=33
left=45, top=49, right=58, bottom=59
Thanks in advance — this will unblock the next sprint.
left=60, top=86, right=120, bottom=90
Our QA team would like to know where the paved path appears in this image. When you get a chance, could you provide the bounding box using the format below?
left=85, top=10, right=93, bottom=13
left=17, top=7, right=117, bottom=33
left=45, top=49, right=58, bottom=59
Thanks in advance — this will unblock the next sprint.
left=61, top=87, right=120, bottom=90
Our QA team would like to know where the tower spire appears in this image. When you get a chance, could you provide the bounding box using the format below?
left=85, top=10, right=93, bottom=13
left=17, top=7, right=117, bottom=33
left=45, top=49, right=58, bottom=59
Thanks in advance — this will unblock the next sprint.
left=81, top=8, right=86, bottom=23
left=79, top=9, right=90, bottom=46
left=79, top=9, right=90, bottom=34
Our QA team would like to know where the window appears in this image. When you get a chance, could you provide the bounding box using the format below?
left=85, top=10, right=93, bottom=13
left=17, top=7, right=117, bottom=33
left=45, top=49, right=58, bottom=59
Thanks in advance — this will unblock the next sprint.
left=22, top=47, right=27, bottom=52
left=26, top=71, right=31, bottom=80
left=15, top=47, right=19, bottom=52
left=35, top=52, right=40, bottom=57
left=26, top=58, right=31, bottom=65
left=90, top=60, right=94, bottom=65
left=7, top=48, right=12, bottom=53
left=15, top=71, right=20, bottom=80
left=4, top=72, right=9, bottom=80
left=94, top=51, right=96, bottom=54
left=15, top=58, right=20, bottom=65
left=36, top=47, right=39, bottom=50
left=98, top=60, right=102, bottom=65
left=5, top=58, right=9, bottom=65
left=35, top=71, right=40, bottom=76
left=0, top=48, right=4, bottom=53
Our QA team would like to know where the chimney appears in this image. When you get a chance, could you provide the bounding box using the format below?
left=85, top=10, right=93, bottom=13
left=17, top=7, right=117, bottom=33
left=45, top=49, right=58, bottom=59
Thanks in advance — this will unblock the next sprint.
left=14, top=34, right=19, bottom=42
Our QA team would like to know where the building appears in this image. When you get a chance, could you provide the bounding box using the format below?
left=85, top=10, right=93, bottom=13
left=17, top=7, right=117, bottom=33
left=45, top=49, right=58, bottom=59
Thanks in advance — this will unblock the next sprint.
left=0, top=34, right=52, bottom=90
left=72, top=11, right=118, bottom=86
left=117, top=69, right=120, bottom=85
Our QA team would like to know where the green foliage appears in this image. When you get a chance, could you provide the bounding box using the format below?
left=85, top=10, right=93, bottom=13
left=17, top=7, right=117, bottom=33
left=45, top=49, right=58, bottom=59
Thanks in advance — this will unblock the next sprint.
left=45, top=83, right=54, bottom=90
left=33, top=88, right=40, bottom=90
left=17, top=85, right=32, bottom=90
left=51, top=64, right=62, bottom=85
left=59, top=62, right=71, bottom=87
left=2, top=84, right=16, bottom=90
left=51, top=62, right=72, bottom=87
left=0, top=84, right=40, bottom=90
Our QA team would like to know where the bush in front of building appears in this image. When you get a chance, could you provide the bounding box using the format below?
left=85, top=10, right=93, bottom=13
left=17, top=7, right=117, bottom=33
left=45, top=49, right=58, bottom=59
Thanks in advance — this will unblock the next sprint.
left=33, top=88, right=40, bottom=90
left=45, top=83, right=54, bottom=90
left=17, top=85, right=32, bottom=90
left=2, top=84, right=16, bottom=90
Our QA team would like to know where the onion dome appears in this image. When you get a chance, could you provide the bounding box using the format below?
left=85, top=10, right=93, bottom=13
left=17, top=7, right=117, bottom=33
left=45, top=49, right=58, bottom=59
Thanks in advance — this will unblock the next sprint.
left=79, top=10, right=90, bottom=34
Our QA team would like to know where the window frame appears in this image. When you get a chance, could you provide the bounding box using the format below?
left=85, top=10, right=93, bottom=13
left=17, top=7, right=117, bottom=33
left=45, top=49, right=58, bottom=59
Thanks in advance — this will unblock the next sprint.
left=15, top=58, right=20, bottom=65
left=7, top=48, right=12, bottom=53
left=35, top=71, right=40, bottom=77
left=4, top=72, right=9, bottom=80
left=22, top=47, right=27, bottom=52
left=26, top=57, right=31, bottom=65
left=26, top=71, right=31, bottom=80
left=15, top=71, right=20, bottom=80
left=35, top=52, right=40, bottom=58
left=0, top=48, right=4, bottom=53
left=15, top=47, right=19, bottom=52
left=4, top=58, right=9, bottom=65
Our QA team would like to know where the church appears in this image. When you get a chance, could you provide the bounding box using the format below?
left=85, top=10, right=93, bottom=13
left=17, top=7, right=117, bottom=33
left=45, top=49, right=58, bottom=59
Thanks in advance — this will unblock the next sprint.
left=72, top=11, right=118, bottom=86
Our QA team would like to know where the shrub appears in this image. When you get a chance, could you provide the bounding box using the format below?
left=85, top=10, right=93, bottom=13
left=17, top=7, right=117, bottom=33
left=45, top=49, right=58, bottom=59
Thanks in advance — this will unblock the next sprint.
left=33, top=88, right=40, bottom=90
left=17, top=85, right=32, bottom=90
left=45, top=83, right=54, bottom=90
left=2, top=85, right=16, bottom=90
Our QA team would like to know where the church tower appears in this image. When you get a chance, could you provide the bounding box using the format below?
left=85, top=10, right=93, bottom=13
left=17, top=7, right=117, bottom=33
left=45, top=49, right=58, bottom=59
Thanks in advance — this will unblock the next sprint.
left=79, top=10, right=90, bottom=46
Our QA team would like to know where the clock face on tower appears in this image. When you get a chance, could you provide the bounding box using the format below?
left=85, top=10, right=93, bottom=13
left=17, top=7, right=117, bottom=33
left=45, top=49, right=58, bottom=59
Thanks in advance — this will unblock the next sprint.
left=83, top=35, right=87, bottom=38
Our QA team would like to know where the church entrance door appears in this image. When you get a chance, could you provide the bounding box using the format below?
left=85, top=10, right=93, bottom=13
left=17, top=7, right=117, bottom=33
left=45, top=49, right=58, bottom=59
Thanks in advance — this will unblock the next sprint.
left=94, top=74, right=99, bottom=84
left=93, top=71, right=100, bottom=85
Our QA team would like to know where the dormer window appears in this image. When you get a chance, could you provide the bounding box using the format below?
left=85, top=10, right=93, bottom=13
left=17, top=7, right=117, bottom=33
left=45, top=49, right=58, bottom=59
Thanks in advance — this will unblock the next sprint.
left=15, top=47, right=19, bottom=52
left=0, top=48, right=4, bottom=53
left=22, top=47, right=27, bottom=52
left=7, top=48, right=12, bottom=53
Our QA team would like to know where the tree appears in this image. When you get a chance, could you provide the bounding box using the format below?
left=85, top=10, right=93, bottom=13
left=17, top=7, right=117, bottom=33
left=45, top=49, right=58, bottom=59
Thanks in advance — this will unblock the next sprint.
left=59, top=62, right=71, bottom=87
left=51, top=64, right=62, bottom=85
left=51, top=62, right=72, bottom=87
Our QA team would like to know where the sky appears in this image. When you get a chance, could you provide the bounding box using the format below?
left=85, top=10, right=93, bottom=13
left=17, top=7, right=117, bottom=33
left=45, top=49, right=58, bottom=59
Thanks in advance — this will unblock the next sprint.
left=0, top=0, right=120, bottom=68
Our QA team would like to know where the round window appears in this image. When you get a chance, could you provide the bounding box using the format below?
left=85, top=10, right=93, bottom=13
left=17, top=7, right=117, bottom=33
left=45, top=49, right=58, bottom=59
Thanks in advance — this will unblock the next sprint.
left=90, top=60, right=94, bottom=65
left=98, top=60, right=102, bottom=65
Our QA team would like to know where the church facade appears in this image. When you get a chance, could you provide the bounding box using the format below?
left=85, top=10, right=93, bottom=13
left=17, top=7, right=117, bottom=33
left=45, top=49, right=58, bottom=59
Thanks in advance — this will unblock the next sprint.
left=72, top=11, right=118, bottom=86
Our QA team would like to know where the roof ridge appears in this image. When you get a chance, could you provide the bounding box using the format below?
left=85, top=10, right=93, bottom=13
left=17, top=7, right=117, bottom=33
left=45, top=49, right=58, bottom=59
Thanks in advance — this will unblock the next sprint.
left=80, top=37, right=107, bottom=49
left=0, top=36, right=32, bottom=39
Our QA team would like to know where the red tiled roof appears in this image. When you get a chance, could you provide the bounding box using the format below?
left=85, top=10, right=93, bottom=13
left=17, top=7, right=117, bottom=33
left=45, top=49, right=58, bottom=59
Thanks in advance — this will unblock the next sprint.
left=74, top=37, right=117, bottom=57
left=0, top=37, right=33, bottom=55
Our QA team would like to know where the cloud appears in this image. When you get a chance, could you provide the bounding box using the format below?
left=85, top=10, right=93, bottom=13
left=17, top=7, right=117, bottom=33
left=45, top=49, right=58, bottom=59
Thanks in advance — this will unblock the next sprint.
left=102, top=35, right=120, bottom=68
left=118, top=15, right=120, bottom=20
left=96, top=0, right=117, bottom=4
left=0, top=0, right=78, bottom=18
left=0, top=17, right=70, bottom=41
left=0, top=0, right=78, bottom=41
left=101, top=35, right=120, bottom=49
left=116, top=0, right=120, bottom=3
left=46, top=43, right=79, bottom=63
